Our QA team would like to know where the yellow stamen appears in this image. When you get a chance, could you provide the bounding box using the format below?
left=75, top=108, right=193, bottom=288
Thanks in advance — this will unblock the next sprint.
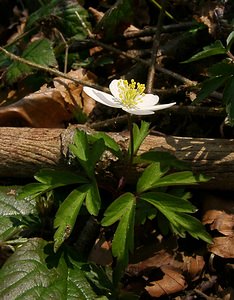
left=118, top=79, right=145, bottom=108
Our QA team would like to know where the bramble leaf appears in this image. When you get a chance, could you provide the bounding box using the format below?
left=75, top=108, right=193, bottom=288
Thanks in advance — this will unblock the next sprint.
left=0, top=238, right=103, bottom=299
left=6, top=39, right=57, bottom=84
left=0, top=186, right=38, bottom=241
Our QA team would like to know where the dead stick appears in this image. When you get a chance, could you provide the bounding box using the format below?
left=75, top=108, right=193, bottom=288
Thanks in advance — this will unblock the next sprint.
left=0, top=126, right=233, bottom=190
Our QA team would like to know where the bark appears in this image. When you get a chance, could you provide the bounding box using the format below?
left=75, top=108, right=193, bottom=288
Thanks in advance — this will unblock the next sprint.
left=0, top=126, right=233, bottom=190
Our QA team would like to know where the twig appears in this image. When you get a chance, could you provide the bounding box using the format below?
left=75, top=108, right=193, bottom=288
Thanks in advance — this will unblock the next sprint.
left=123, top=22, right=197, bottom=39
left=146, top=0, right=167, bottom=93
left=0, top=46, right=106, bottom=92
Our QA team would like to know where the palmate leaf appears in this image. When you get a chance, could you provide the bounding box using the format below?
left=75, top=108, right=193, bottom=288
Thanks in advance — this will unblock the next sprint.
left=145, top=170, right=209, bottom=189
left=226, top=30, right=234, bottom=51
left=0, top=238, right=104, bottom=299
left=102, top=193, right=136, bottom=284
left=17, top=169, right=88, bottom=200
left=0, top=186, right=39, bottom=241
left=140, top=192, right=212, bottom=243
left=70, top=130, right=106, bottom=179
left=136, top=162, right=169, bottom=193
left=53, top=186, right=88, bottom=252
left=85, top=181, right=101, bottom=216
left=131, top=121, right=150, bottom=156
left=6, top=39, right=57, bottom=84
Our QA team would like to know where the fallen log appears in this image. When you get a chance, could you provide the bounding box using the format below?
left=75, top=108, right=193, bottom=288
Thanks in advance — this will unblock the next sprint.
left=0, top=126, right=233, bottom=190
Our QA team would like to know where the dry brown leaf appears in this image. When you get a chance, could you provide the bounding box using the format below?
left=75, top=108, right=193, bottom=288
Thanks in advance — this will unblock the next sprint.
left=202, top=193, right=234, bottom=236
left=0, top=89, right=70, bottom=127
left=145, top=266, right=187, bottom=298
left=182, top=255, right=205, bottom=281
left=0, top=68, right=97, bottom=127
left=209, top=236, right=234, bottom=258
left=126, top=250, right=174, bottom=276
left=53, top=69, right=96, bottom=116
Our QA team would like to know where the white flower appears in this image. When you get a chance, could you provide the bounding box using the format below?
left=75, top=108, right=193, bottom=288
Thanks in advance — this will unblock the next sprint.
left=83, top=79, right=176, bottom=115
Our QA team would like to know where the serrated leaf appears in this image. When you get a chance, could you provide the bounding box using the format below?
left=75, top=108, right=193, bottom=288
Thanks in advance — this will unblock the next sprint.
left=135, top=200, right=157, bottom=225
left=140, top=192, right=197, bottom=214
left=89, top=138, right=106, bottom=170
left=151, top=171, right=209, bottom=188
left=90, top=132, right=122, bottom=158
left=6, top=39, right=57, bottom=84
left=131, top=121, right=150, bottom=156
left=85, top=181, right=101, bottom=216
left=195, top=75, right=227, bottom=103
left=137, top=162, right=169, bottom=193
left=34, top=169, right=88, bottom=185
left=226, top=31, right=234, bottom=51
left=17, top=169, right=88, bottom=200
left=139, top=151, right=189, bottom=170
left=111, top=197, right=135, bottom=284
left=53, top=186, right=87, bottom=252
left=101, top=193, right=135, bottom=226
left=140, top=192, right=212, bottom=243
left=0, top=186, right=38, bottom=241
left=0, top=238, right=102, bottom=299
left=26, top=0, right=91, bottom=39
left=223, top=77, right=234, bottom=126
left=70, top=130, right=94, bottom=178
left=182, top=40, right=226, bottom=63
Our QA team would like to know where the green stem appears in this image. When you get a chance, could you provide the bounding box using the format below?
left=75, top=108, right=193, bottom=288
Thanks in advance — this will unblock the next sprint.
left=128, top=114, right=134, bottom=165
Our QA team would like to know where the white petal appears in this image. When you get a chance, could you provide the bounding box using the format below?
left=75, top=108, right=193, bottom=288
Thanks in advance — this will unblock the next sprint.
left=109, top=79, right=121, bottom=99
left=137, top=94, right=159, bottom=108
left=123, top=108, right=155, bottom=115
left=150, top=102, right=176, bottom=111
left=83, top=86, right=122, bottom=108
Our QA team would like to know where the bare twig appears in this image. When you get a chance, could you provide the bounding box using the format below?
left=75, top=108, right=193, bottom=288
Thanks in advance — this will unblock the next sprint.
left=146, top=0, right=167, bottom=93
left=0, top=46, right=106, bottom=92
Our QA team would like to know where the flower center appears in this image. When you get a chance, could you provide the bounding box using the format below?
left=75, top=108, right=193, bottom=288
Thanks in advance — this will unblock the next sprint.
left=118, top=79, right=145, bottom=108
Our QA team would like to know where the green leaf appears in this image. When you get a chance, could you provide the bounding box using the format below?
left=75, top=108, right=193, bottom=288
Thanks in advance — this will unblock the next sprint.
left=0, top=238, right=103, bottom=299
left=0, top=186, right=38, bottom=241
left=53, top=186, right=87, bottom=252
left=17, top=182, right=52, bottom=200
left=70, top=130, right=94, bottom=178
left=182, top=40, right=226, bottom=63
left=151, top=171, right=209, bottom=188
left=195, top=75, right=228, bottom=103
left=135, top=200, right=157, bottom=225
left=140, top=192, right=212, bottom=243
left=111, top=197, right=135, bottom=284
left=26, top=0, right=91, bottom=39
left=85, top=181, right=101, bottom=216
left=6, top=39, right=57, bottom=84
left=226, top=31, right=234, bottom=51
left=89, top=138, right=106, bottom=170
left=17, top=169, right=88, bottom=200
left=131, top=121, right=150, bottom=156
left=95, top=0, right=134, bottom=41
left=90, top=132, right=122, bottom=158
left=136, top=162, right=169, bottom=193
left=34, top=169, right=88, bottom=185
left=139, top=151, right=189, bottom=170
left=223, top=77, right=234, bottom=126
left=209, top=61, right=234, bottom=77
left=102, top=193, right=135, bottom=226
left=140, top=192, right=197, bottom=214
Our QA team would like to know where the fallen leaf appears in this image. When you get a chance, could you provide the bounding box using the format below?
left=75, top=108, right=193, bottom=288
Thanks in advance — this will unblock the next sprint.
left=208, top=236, right=234, bottom=258
left=0, top=68, right=97, bottom=127
left=145, top=266, right=187, bottom=298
